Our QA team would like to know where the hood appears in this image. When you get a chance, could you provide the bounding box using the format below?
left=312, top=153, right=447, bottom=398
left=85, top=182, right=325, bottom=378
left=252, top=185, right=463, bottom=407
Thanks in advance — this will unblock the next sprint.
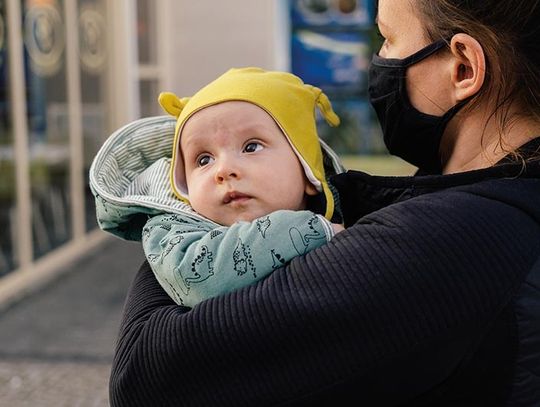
left=89, top=115, right=345, bottom=241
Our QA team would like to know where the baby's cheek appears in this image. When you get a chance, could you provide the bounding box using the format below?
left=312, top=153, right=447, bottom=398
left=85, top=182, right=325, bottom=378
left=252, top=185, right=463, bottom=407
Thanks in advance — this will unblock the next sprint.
left=189, top=193, right=210, bottom=216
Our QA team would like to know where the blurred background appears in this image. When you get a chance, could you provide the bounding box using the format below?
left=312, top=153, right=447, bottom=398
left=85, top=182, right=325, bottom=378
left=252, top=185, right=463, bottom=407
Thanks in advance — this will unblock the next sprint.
left=0, top=0, right=415, bottom=405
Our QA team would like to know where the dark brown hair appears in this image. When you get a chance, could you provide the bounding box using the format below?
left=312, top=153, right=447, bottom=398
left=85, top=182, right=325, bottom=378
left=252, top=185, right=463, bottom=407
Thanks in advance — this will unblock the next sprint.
left=416, top=0, right=540, bottom=150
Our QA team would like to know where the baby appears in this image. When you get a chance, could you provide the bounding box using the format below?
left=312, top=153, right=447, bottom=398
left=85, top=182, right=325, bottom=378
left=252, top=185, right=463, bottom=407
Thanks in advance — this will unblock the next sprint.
left=144, top=68, right=345, bottom=307
left=96, top=67, right=344, bottom=307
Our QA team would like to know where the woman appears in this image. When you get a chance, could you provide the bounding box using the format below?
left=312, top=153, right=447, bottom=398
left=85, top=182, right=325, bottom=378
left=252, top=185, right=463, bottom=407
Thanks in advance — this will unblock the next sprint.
left=109, top=0, right=540, bottom=405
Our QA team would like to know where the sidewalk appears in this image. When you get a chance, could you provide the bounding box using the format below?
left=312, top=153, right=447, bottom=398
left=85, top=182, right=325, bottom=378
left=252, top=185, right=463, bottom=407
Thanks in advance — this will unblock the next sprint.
left=0, top=237, right=145, bottom=407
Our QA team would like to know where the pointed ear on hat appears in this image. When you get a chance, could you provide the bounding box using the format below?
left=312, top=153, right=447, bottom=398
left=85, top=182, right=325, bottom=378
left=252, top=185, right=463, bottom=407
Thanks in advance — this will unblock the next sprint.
left=158, top=92, right=191, bottom=118
left=310, top=86, right=340, bottom=127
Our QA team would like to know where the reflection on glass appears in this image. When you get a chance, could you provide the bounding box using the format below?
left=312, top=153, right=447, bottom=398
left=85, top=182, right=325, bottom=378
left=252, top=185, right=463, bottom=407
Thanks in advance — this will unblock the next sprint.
left=139, top=79, right=159, bottom=117
left=301, top=0, right=331, bottom=13
left=79, top=0, right=108, bottom=231
left=23, top=0, right=72, bottom=259
left=136, top=0, right=156, bottom=64
left=0, top=1, right=18, bottom=276
left=337, top=0, right=357, bottom=14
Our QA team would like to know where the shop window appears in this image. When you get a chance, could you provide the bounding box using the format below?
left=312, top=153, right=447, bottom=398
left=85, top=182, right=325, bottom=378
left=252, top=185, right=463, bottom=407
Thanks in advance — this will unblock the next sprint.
left=0, top=1, right=18, bottom=276
left=136, top=0, right=162, bottom=117
left=78, top=0, right=108, bottom=231
left=22, top=0, right=72, bottom=258
left=139, top=78, right=159, bottom=117
left=136, top=0, right=157, bottom=65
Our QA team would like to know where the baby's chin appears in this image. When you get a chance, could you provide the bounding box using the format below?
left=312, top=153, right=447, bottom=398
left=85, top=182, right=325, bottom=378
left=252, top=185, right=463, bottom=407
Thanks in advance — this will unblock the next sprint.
left=224, top=213, right=258, bottom=226
left=194, top=208, right=259, bottom=226
left=210, top=211, right=264, bottom=226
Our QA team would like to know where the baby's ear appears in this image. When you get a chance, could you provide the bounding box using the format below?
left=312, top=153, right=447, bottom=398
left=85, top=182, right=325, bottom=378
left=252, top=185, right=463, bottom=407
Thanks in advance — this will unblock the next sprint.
left=158, top=92, right=190, bottom=117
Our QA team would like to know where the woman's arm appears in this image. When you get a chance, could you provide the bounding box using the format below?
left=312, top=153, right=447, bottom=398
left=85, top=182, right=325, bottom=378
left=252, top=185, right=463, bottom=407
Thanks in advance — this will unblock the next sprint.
left=110, top=191, right=530, bottom=406
left=143, top=210, right=334, bottom=307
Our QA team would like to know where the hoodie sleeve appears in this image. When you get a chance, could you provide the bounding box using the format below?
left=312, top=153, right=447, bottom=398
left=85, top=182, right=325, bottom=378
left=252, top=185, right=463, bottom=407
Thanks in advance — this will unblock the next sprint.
left=142, top=210, right=334, bottom=307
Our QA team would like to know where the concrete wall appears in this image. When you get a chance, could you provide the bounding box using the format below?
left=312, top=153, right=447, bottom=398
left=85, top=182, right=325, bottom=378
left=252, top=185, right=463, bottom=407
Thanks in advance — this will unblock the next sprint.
left=165, top=0, right=289, bottom=96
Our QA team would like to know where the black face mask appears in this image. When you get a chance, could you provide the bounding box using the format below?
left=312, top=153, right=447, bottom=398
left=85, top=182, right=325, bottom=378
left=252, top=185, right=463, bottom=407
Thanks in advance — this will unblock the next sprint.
left=368, top=39, right=468, bottom=173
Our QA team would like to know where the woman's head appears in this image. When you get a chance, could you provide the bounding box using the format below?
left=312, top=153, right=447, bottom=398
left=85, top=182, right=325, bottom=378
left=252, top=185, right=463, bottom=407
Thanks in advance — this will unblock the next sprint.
left=374, top=0, right=540, bottom=171
left=415, top=0, right=540, bottom=134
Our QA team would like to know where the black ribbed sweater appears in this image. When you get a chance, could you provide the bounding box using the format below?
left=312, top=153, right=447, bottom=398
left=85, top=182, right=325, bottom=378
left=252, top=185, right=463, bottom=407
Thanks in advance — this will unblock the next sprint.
left=109, top=150, right=540, bottom=406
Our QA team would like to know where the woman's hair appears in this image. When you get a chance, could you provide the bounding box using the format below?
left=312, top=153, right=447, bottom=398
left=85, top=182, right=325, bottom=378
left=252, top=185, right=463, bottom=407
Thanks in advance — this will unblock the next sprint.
left=416, top=0, right=540, bottom=153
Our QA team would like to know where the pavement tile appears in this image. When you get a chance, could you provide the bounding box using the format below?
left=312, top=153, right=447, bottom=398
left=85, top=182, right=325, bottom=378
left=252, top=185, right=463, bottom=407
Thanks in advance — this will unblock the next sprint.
left=0, top=359, right=110, bottom=407
left=0, top=238, right=145, bottom=406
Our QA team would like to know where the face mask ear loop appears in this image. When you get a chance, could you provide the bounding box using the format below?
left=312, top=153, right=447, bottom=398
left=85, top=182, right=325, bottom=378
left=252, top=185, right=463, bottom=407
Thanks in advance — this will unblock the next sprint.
left=311, top=86, right=341, bottom=127
left=158, top=92, right=190, bottom=118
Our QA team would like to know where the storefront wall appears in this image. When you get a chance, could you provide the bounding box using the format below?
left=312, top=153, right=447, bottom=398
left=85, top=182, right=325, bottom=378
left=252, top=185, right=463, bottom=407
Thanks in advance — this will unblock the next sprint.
left=167, top=1, right=287, bottom=97
left=0, top=0, right=284, bottom=306
left=0, top=0, right=137, bottom=307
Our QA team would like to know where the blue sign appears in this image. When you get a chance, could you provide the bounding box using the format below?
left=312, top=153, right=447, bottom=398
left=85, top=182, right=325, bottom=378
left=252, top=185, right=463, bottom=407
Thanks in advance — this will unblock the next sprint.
left=291, top=30, right=369, bottom=90
left=289, top=0, right=380, bottom=155
left=290, top=0, right=374, bottom=28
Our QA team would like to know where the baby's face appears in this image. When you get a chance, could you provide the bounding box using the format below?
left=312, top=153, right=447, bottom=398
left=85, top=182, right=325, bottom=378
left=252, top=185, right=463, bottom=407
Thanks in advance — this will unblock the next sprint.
left=180, top=101, right=317, bottom=225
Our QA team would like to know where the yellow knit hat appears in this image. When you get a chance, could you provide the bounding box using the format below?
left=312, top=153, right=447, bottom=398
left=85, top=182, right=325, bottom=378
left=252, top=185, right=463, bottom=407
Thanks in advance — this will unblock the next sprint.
left=158, top=67, right=340, bottom=220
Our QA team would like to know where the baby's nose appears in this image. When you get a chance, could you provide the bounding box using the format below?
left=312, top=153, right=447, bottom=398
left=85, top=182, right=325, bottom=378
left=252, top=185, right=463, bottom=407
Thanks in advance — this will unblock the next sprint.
left=214, top=159, right=239, bottom=183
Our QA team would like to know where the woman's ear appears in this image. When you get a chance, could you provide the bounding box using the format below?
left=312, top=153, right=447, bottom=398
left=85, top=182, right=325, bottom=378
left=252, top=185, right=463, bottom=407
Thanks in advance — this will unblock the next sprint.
left=449, top=33, right=486, bottom=101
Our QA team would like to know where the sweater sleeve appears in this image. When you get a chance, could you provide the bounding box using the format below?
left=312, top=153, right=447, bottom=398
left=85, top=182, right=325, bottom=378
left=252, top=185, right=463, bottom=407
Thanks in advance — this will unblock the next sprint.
left=142, top=210, right=333, bottom=307
left=110, top=191, right=536, bottom=406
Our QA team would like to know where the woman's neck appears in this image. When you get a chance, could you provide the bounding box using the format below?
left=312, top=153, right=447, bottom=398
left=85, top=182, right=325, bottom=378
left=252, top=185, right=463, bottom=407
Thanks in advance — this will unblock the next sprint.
left=441, top=107, right=540, bottom=175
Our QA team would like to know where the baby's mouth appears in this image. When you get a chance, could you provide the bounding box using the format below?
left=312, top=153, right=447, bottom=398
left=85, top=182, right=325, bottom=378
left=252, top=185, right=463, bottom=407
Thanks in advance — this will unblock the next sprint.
left=223, top=191, right=252, bottom=204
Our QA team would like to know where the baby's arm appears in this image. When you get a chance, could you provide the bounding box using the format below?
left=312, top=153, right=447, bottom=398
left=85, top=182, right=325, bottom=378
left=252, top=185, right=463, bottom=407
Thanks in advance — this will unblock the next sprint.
left=142, top=210, right=335, bottom=307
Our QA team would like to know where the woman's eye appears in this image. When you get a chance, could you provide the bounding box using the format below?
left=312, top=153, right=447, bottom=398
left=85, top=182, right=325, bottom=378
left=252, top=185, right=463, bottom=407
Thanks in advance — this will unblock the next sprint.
left=243, top=142, right=263, bottom=153
left=197, top=155, right=214, bottom=167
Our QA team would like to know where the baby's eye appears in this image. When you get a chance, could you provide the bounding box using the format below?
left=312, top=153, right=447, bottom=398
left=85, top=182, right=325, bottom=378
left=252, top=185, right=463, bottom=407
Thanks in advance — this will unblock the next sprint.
left=197, top=154, right=214, bottom=167
left=243, top=142, right=263, bottom=153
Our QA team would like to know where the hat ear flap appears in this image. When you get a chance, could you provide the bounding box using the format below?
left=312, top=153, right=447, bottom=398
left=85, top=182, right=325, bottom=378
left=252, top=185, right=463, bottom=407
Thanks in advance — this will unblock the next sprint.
left=311, top=87, right=340, bottom=127
left=158, top=92, right=190, bottom=118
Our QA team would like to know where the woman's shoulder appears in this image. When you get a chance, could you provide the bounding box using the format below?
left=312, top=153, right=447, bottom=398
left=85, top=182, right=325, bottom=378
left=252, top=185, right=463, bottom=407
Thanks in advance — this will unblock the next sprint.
left=367, top=177, right=539, bottom=230
left=336, top=165, right=540, bottom=229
